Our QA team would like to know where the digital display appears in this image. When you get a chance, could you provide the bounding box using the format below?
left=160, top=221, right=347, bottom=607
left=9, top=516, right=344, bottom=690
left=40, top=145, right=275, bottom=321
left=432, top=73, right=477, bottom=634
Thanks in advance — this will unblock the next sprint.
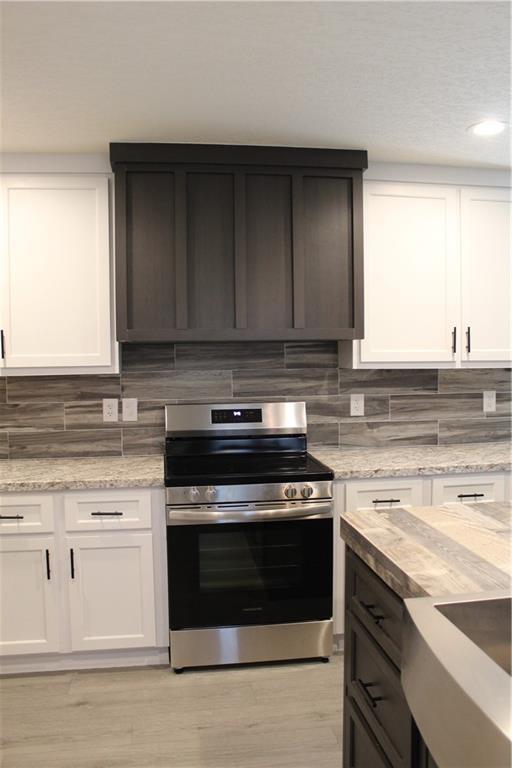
left=211, top=408, right=263, bottom=424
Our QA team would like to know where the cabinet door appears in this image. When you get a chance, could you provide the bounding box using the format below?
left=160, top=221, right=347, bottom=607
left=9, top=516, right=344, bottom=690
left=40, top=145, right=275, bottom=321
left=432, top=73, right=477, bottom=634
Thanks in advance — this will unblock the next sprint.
left=67, top=533, right=156, bottom=651
left=0, top=175, right=111, bottom=368
left=431, top=473, right=506, bottom=504
left=0, top=536, right=59, bottom=655
left=461, top=187, right=512, bottom=363
left=360, top=182, right=459, bottom=364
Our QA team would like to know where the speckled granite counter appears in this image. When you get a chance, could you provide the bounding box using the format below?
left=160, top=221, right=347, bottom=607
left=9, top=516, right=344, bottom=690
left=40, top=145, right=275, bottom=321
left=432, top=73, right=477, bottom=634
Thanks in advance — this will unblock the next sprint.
left=0, top=456, right=164, bottom=492
left=340, top=500, right=511, bottom=599
left=312, top=441, right=511, bottom=480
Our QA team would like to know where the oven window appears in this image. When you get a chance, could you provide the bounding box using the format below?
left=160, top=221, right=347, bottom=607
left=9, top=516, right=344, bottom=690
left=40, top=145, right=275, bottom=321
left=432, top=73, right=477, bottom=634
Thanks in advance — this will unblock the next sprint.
left=168, top=518, right=332, bottom=630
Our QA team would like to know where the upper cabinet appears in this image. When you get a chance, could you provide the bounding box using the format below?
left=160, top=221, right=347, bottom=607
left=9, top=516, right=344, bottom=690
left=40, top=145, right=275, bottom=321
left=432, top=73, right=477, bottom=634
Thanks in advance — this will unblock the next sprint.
left=0, top=175, right=114, bottom=372
left=354, top=181, right=511, bottom=368
left=111, top=143, right=367, bottom=341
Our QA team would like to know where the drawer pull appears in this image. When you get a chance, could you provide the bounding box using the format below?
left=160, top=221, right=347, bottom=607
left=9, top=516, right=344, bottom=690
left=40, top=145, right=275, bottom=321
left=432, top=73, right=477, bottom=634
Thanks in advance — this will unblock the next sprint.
left=90, top=511, right=124, bottom=516
left=361, top=601, right=386, bottom=625
left=357, top=678, right=385, bottom=709
left=45, top=549, right=51, bottom=580
left=457, top=493, right=485, bottom=499
left=0, top=514, right=24, bottom=520
left=372, top=498, right=401, bottom=505
left=70, top=548, right=75, bottom=579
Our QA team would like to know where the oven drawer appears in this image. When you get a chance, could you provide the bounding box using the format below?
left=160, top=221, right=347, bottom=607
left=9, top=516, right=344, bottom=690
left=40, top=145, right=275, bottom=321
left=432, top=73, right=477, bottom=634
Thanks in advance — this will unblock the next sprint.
left=346, top=550, right=403, bottom=667
left=64, top=490, right=152, bottom=531
left=345, top=612, right=412, bottom=768
left=0, top=494, right=54, bottom=534
left=343, top=695, right=393, bottom=768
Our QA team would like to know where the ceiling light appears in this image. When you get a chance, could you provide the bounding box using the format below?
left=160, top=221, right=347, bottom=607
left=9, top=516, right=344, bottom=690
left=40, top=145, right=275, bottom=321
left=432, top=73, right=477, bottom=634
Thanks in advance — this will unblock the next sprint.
left=468, top=120, right=506, bottom=137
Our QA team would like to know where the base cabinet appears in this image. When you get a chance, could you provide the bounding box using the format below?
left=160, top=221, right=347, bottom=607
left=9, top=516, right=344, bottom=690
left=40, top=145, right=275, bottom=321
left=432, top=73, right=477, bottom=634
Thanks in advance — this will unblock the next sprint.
left=67, top=533, right=156, bottom=651
left=0, top=536, right=60, bottom=655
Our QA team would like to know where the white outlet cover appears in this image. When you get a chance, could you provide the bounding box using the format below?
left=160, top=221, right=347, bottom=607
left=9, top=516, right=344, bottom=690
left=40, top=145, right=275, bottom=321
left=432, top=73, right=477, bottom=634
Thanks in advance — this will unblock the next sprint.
left=350, top=393, right=365, bottom=417
left=122, top=398, right=138, bottom=422
left=103, top=398, right=118, bottom=422
left=483, top=390, right=496, bottom=413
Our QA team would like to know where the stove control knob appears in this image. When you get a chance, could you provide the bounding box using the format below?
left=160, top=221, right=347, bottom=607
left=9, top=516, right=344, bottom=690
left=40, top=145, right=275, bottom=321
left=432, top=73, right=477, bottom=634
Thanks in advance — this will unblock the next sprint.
left=301, top=484, right=314, bottom=499
left=189, top=487, right=200, bottom=502
left=205, top=486, right=218, bottom=502
left=284, top=485, right=297, bottom=499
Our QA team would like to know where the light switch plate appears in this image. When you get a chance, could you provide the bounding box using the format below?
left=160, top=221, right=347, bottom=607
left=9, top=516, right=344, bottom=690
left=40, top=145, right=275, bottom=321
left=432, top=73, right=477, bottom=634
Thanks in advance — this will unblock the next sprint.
left=122, top=398, right=138, bottom=422
left=103, top=398, right=118, bottom=422
left=350, top=393, right=365, bottom=417
left=483, top=390, right=496, bottom=413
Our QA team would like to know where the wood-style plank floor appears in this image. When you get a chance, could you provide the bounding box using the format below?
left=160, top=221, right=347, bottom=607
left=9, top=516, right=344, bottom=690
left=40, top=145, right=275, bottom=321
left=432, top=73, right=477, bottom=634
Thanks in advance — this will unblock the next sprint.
left=0, top=656, right=343, bottom=768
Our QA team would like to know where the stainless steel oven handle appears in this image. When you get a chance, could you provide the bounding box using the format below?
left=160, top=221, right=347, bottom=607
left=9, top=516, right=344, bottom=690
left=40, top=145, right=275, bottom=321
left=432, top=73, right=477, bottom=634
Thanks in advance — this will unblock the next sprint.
left=166, top=502, right=333, bottom=525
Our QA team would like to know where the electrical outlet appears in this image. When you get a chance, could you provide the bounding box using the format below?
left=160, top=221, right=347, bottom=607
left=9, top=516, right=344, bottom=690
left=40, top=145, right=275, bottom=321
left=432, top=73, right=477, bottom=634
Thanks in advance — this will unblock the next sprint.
left=122, top=398, right=138, bottom=422
left=350, top=393, right=365, bottom=417
left=103, top=398, right=118, bottom=423
left=483, top=390, right=496, bottom=413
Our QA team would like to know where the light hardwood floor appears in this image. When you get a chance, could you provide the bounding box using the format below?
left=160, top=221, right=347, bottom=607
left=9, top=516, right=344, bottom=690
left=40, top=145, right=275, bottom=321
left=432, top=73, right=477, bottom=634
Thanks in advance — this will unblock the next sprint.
left=0, top=656, right=343, bottom=768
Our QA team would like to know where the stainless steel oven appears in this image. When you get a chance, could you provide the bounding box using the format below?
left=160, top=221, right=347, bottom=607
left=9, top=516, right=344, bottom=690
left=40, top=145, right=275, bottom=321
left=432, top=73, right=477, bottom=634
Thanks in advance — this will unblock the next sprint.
left=164, top=402, right=334, bottom=671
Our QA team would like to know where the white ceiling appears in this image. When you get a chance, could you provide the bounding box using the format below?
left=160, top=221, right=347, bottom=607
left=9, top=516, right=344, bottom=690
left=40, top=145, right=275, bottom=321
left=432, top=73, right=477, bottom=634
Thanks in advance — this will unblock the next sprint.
left=1, top=1, right=510, bottom=167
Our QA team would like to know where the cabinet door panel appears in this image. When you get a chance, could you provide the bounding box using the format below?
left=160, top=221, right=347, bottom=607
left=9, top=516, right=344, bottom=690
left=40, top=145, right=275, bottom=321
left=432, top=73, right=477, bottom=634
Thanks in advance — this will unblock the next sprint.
left=67, top=533, right=156, bottom=651
left=361, top=182, right=459, bottom=364
left=303, top=175, right=353, bottom=329
left=186, top=173, right=235, bottom=329
left=125, top=171, right=176, bottom=331
left=461, top=187, right=511, bottom=362
left=1, top=175, right=111, bottom=367
left=0, top=537, right=59, bottom=655
left=245, top=174, right=293, bottom=330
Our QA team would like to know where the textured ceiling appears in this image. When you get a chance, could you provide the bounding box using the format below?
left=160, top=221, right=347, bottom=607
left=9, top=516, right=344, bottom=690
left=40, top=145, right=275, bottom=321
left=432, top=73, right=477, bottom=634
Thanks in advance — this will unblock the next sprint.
left=1, top=1, right=510, bottom=167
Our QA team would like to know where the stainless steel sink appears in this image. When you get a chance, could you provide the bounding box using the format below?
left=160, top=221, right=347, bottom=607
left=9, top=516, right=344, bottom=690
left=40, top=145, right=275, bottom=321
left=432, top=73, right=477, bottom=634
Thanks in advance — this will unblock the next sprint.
left=403, top=590, right=512, bottom=768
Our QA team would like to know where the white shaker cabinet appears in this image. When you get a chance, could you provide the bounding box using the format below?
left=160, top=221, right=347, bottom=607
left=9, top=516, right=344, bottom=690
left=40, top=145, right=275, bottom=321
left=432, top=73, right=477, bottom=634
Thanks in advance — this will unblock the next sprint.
left=359, top=182, right=460, bottom=365
left=460, top=187, right=512, bottom=363
left=0, top=536, right=60, bottom=656
left=66, top=532, right=156, bottom=652
left=0, top=175, right=113, bottom=371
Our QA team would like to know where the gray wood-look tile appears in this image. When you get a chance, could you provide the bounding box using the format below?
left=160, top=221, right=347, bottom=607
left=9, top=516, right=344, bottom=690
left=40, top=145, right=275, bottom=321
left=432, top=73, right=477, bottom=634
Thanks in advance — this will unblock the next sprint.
left=9, top=430, right=122, bottom=459
left=121, top=343, right=175, bottom=372
left=301, top=395, right=389, bottom=423
left=439, top=368, right=512, bottom=393
left=285, top=342, right=338, bottom=368
left=0, top=433, right=7, bottom=459
left=308, top=423, right=339, bottom=445
left=439, top=417, right=512, bottom=445
left=233, top=369, right=338, bottom=398
left=0, top=657, right=342, bottom=768
left=175, top=342, right=284, bottom=370
left=338, top=369, right=438, bottom=394
left=122, top=371, right=232, bottom=400
left=65, top=401, right=165, bottom=430
left=493, top=393, right=512, bottom=416
left=122, top=427, right=165, bottom=456
left=0, top=404, right=64, bottom=432
left=7, top=375, right=121, bottom=403
left=339, top=420, right=438, bottom=447
left=0, top=379, right=6, bottom=404
left=390, top=393, right=483, bottom=421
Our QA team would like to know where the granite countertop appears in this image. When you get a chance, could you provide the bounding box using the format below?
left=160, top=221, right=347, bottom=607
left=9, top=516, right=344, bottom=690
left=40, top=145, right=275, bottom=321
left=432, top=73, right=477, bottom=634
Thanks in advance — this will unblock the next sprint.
left=340, top=500, right=511, bottom=599
left=0, top=456, right=164, bottom=492
left=312, top=441, right=511, bottom=480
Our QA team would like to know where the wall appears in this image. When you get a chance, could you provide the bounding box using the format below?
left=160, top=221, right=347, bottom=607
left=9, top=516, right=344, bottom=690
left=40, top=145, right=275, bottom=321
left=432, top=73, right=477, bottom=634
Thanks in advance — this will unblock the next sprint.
left=0, top=342, right=510, bottom=459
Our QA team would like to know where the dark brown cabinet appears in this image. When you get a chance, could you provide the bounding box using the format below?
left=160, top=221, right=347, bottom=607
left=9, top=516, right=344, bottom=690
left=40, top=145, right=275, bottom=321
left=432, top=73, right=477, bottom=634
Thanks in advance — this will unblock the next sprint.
left=111, top=144, right=367, bottom=342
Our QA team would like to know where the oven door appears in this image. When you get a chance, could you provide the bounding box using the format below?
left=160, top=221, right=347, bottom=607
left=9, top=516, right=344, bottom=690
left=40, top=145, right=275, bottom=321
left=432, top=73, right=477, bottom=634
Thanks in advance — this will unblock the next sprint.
left=166, top=506, right=333, bottom=630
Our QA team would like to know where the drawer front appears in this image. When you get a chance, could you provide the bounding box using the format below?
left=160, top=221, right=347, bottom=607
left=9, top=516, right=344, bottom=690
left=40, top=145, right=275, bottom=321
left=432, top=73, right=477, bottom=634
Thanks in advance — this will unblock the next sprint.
left=343, top=696, right=392, bottom=768
left=64, top=490, right=152, bottom=531
left=431, top=473, right=506, bottom=504
left=347, top=549, right=403, bottom=667
left=346, top=478, right=424, bottom=512
left=345, top=612, right=411, bottom=768
left=0, top=495, right=54, bottom=534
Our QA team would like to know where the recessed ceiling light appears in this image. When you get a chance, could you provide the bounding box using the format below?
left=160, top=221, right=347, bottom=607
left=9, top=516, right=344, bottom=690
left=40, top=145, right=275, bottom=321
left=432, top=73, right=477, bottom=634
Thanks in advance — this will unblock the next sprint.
left=468, top=120, right=506, bottom=137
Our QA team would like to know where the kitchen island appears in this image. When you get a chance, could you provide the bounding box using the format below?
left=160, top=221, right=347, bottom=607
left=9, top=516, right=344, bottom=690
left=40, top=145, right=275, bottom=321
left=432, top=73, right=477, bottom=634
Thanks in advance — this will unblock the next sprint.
left=340, top=500, right=511, bottom=768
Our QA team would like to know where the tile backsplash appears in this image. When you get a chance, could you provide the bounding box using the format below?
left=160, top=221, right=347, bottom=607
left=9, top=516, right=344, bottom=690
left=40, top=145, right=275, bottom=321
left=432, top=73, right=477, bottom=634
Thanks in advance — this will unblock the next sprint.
left=0, top=342, right=510, bottom=459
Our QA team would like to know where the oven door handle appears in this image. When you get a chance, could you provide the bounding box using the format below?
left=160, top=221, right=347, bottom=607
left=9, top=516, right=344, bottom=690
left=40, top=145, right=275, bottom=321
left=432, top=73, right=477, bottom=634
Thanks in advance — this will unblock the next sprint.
left=166, top=502, right=333, bottom=525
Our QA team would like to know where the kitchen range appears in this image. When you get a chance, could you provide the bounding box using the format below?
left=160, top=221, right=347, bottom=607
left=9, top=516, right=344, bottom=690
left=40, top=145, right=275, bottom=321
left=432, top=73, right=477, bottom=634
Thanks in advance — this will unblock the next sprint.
left=164, top=401, right=334, bottom=671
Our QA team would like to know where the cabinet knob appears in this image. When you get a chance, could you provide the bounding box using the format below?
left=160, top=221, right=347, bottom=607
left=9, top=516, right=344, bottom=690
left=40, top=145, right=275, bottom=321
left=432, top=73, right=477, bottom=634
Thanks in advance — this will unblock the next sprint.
left=284, top=485, right=297, bottom=499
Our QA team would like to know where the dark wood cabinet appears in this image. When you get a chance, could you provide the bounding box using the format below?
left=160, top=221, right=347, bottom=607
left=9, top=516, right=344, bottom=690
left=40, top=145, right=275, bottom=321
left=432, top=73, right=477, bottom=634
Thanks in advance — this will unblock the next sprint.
left=343, top=550, right=439, bottom=768
left=111, top=144, right=367, bottom=342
